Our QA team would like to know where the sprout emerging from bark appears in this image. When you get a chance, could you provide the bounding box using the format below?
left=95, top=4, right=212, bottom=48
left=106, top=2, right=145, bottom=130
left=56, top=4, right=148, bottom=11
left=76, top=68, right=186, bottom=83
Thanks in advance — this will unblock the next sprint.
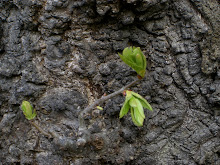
left=118, top=46, right=147, bottom=78
left=119, top=90, right=152, bottom=126
left=20, top=101, right=53, bottom=138
left=21, top=101, right=37, bottom=120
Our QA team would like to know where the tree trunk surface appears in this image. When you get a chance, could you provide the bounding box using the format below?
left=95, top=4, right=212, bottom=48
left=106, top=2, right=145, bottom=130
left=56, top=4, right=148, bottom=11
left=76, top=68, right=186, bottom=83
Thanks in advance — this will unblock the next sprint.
left=0, top=0, right=219, bottom=164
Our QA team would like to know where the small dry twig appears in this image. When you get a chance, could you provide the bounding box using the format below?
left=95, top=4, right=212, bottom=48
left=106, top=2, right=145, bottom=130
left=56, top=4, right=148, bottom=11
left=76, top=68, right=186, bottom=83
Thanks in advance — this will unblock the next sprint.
left=29, top=120, right=53, bottom=138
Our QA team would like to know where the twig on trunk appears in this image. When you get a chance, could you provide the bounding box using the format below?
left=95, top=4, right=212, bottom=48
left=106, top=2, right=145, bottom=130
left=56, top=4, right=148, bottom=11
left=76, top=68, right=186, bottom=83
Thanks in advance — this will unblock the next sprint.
left=78, top=78, right=140, bottom=131
left=30, top=120, right=53, bottom=138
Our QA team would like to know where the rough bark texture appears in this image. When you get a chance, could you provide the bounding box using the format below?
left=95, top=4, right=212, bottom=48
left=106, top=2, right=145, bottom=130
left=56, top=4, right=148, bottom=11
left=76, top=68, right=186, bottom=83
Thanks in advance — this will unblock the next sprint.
left=0, top=0, right=219, bottom=164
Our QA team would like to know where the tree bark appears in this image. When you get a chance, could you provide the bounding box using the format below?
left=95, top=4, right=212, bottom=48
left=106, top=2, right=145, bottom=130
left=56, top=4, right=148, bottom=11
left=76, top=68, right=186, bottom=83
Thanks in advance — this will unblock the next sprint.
left=0, top=0, right=219, bottom=164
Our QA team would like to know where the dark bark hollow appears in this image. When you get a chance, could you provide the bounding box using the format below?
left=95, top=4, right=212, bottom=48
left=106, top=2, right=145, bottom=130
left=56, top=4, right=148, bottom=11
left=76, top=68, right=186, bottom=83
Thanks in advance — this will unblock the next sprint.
left=0, top=0, right=219, bottom=164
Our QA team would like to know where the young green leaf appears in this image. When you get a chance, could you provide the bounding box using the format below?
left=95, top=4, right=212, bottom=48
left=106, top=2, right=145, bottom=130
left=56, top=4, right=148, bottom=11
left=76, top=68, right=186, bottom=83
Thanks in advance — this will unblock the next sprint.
left=134, top=107, right=144, bottom=126
left=120, top=91, right=153, bottom=127
left=119, top=92, right=132, bottom=118
left=129, top=97, right=145, bottom=119
left=135, top=54, right=143, bottom=67
left=96, top=106, right=103, bottom=110
left=131, top=108, right=142, bottom=127
left=135, top=98, right=145, bottom=119
left=129, top=97, right=138, bottom=108
left=119, top=46, right=147, bottom=78
left=119, top=101, right=130, bottom=118
left=21, top=101, right=37, bottom=120
left=138, top=99, right=152, bottom=111
left=131, top=91, right=153, bottom=111
left=122, top=47, right=133, bottom=58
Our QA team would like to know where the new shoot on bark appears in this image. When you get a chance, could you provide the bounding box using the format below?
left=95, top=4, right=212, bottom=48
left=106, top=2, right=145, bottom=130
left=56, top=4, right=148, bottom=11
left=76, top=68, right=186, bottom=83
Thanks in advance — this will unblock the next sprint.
left=119, top=90, right=152, bottom=126
left=20, top=101, right=53, bottom=138
left=118, top=47, right=153, bottom=126
left=21, top=101, right=37, bottom=120
left=118, top=46, right=147, bottom=78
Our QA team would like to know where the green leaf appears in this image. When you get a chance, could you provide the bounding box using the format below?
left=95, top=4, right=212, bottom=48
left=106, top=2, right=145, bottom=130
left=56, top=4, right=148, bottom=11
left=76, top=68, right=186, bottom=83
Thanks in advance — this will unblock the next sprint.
left=142, top=52, right=147, bottom=72
left=119, top=101, right=130, bottom=118
left=119, top=91, right=153, bottom=127
left=129, top=97, right=137, bottom=108
left=21, top=101, right=37, bottom=120
left=118, top=47, right=147, bottom=78
left=128, top=97, right=145, bottom=119
left=119, top=92, right=132, bottom=118
left=28, top=109, right=37, bottom=120
left=119, top=53, right=142, bottom=70
left=135, top=98, right=145, bottom=119
left=131, top=108, right=142, bottom=127
left=139, top=99, right=152, bottom=111
left=134, top=107, right=144, bottom=126
left=96, top=106, right=103, bottom=110
left=123, top=47, right=133, bottom=58
left=131, top=91, right=153, bottom=111
left=133, top=47, right=139, bottom=56
left=135, top=53, right=143, bottom=67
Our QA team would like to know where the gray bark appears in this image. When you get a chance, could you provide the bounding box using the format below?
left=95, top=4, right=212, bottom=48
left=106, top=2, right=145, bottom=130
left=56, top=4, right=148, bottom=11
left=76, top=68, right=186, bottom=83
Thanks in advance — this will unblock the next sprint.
left=0, top=0, right=219, bottom=164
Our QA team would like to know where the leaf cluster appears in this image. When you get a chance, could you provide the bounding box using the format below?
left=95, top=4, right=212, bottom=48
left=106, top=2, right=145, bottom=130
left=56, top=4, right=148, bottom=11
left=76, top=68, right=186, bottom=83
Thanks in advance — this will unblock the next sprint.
left=119, top=90, right=152, bottom=126
left=118, top=46, right=147, bottom=78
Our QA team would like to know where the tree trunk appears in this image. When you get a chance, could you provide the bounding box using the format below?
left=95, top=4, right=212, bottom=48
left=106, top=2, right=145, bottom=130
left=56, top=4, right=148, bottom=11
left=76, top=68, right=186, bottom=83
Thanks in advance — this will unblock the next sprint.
left=0, top=0, right=219, bottom=164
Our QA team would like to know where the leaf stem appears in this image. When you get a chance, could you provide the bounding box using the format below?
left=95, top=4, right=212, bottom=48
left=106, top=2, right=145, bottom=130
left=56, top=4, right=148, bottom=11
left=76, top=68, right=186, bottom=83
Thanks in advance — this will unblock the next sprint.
left=29, top=120, right=53, bottom=138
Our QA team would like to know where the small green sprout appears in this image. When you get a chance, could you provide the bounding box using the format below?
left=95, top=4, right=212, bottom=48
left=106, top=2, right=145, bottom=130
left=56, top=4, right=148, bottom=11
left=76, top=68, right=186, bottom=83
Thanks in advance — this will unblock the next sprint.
left=96, top=106, right=103, bottom=110
left=118, top=46, right=147, bottom=78
left=21, top=101, right=37, bottom=120
left=119, top=90, right=152, bottom=126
